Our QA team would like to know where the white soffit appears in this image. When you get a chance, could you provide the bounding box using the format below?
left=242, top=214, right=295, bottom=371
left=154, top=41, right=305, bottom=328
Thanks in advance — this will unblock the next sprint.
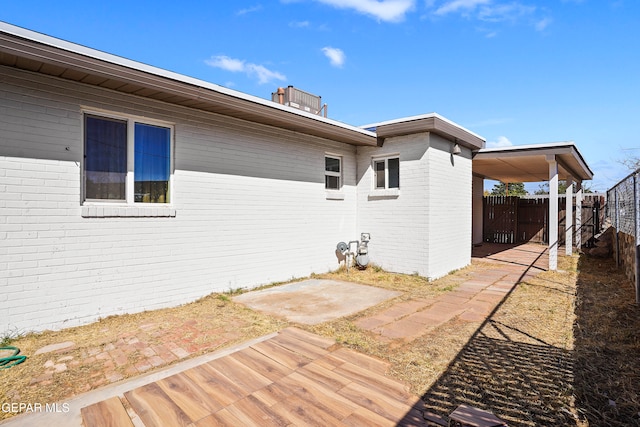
left=473, top=142, right=594, bottom=182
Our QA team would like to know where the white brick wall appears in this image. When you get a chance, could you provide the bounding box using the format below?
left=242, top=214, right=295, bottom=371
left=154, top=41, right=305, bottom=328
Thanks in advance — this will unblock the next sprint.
left=356, top=134, right=430, bottom=276
left=1, top=65, right=476, bottom=333
left=425, top=135, right=473, bottom=279
left=355, top=133, right=472, bottom=280
left=1, top=66, right=357, bottom=333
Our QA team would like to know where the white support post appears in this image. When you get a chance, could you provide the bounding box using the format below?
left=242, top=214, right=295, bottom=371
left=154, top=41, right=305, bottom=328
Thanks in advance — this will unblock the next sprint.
left=565, top=177, right=574, bottom=256
left=547, top=155, right=559, bottom=270
left=575, top=182, right=583, bottom=252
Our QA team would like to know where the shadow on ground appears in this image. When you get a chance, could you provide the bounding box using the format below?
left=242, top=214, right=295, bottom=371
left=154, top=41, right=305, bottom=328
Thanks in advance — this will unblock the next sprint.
left=572, top=255, right=640, bottom=426
left=406, top=245, right=578, bottom=426
left=410, top=251, right=640, bottom=427
left=417, top=321, right=575, bottom=426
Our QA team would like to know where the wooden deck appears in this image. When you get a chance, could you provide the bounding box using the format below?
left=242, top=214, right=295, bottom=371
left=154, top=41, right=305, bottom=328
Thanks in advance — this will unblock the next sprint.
left=81, top=328, right=425, bottom=426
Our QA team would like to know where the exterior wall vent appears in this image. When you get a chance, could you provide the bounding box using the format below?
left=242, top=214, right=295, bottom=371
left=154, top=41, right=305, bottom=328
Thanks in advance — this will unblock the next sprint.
left=272, top=86, right=327, bottom=117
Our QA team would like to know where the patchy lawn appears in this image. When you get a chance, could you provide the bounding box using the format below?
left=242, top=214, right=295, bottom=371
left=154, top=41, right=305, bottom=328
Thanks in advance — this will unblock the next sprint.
left=0, top=295, right=287, bottom=421
left=573, top=255, right=640, bottom=426
left=311, top=258, right=579, bottom=426
left=2, top=253, right=639, bottom=426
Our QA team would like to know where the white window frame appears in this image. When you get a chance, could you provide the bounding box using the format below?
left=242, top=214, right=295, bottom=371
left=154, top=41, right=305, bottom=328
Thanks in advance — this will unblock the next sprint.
left=372, top=155, right=400, bottom=190
left=325, top=154, right=342, bottom=191
left=81, top=109, right=176, bottom=217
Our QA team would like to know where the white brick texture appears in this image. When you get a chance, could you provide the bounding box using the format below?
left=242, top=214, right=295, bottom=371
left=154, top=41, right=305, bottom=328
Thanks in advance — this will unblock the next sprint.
left=1, top=67, right=357, bottom=333
left=1, top=65, right=475, bottom=333
left=356, top=133, right=472, bottom=280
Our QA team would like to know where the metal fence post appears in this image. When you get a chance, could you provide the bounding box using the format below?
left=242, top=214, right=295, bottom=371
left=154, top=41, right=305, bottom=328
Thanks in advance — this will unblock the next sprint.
left=635, top=173, right=640, bottom=303
left=615, top=187, right=620, bottom=267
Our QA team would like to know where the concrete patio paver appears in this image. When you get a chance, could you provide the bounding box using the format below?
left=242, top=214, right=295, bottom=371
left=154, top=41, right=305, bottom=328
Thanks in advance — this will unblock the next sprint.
left=232, top=279, right=401, bottom=325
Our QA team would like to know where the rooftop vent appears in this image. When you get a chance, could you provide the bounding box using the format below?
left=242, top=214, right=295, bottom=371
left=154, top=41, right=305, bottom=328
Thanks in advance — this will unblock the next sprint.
left=272, top=86, right=327, bottom=117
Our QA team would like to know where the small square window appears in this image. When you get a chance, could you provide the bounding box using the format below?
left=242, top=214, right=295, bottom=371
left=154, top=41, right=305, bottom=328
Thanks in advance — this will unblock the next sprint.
left=373, top=157, right=399, bottom=190
left=325, top=156, right=342, bottom=190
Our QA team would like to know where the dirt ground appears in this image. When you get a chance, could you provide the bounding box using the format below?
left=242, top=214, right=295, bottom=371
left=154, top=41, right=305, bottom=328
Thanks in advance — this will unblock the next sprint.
left=2, top=253, right=639, bottom=426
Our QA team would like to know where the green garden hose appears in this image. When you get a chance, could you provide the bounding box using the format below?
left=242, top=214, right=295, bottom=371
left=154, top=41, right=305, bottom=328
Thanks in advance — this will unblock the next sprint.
left=0, top=347, right=26, bottom=369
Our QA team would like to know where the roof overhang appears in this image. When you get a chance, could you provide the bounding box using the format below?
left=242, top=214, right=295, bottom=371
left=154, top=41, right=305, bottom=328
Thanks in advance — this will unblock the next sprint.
left=0, top=22, right=377, bottom=146
left=360, top=113, right=485, bottom=150
left=473, top=142, right=594, bottom=183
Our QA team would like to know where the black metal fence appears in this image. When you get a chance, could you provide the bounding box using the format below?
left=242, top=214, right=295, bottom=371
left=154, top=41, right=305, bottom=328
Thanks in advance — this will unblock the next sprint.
left=606, top=169, right=640, bottom=302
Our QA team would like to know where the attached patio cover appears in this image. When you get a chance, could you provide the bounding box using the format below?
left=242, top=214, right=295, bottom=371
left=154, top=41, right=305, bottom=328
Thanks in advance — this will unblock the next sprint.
left=473, top=142, right=594, bottom=270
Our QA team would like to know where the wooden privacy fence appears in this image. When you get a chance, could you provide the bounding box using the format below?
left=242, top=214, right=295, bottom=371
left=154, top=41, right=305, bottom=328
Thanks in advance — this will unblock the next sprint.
left=483, top=194, right=605, bottom=245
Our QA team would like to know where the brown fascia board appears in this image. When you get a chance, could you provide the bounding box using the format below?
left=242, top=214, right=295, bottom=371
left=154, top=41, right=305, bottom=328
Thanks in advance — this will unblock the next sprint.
left=0, top=27, right=377, bottom=147
left=373, top=115, right=485, bottom=150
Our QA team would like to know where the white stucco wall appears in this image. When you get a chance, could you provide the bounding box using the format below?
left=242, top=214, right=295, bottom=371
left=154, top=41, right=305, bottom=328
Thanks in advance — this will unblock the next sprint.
left=1, top=67, right=358, bottom=333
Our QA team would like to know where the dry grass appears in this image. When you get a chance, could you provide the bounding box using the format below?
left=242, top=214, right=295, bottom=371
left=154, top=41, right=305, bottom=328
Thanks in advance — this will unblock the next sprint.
left=573, top=255, right=640, bottom=426
left=309, top=257, right=580, bottom=426
left=2, top=252, right=639, bottom=426
left=0, top=294, right=287, bottom=421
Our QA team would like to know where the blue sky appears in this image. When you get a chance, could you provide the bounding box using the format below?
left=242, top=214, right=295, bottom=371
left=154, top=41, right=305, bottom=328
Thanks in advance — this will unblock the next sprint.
left=2, top=0, right=638, bottom=192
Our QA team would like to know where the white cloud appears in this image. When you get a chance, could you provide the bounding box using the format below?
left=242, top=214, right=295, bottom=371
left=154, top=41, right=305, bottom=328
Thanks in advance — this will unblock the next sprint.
left=435, top=0, right=535, bottom=22
left=246, top=64, right=287, bottom=84
left=321, top=47, right=346, bottom=67
left=477, top=3, right=536, bottom=23
left=430, top=0, right=546, bottom=31
left=289, top=20, right=311, bottom=28
left=205, top=55, right=286, bottom=85
left=313, top=0, right=415, bottom=22
left=535, top=16, right=552, bottom=31
left=486, top=136, right=513, bottom=148
left=434, top=0, right=491, bottom=16
left=288, top=20, right=330, bottom=31
left=206, top=56, right=245, bottom=72
left=236, top=5, right=263, bottom=15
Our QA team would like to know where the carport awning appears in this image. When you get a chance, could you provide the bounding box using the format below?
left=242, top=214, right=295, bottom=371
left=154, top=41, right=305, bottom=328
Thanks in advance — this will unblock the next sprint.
left=472, top=141, right=593, bottom=183
left=472, top=141, right=594, bottom=272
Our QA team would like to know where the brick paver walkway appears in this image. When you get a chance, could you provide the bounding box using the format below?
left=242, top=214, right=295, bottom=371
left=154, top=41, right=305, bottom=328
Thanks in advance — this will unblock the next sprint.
left=28, top=318, right=246, bottom=395
left=356, top=243, right=548, bottom=342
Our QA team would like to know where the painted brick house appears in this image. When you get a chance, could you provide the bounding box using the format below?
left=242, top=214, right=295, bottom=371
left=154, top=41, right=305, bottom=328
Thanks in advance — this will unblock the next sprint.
left=0, top=22, right=485, bottom=333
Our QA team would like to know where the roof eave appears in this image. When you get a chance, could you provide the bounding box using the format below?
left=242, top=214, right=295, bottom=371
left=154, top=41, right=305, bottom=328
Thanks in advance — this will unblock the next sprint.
left=0, top=21, right=377, bottom=147
left=362, top=113, right=485, bottom=150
